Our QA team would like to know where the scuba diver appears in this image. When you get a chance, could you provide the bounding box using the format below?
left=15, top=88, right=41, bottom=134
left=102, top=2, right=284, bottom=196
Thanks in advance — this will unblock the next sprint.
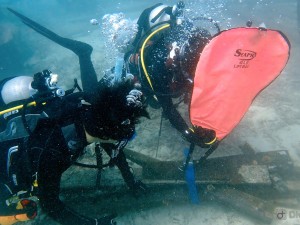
left=0, top=8, right=148, bottom=225
left=116, top=2, right=218, bottom=148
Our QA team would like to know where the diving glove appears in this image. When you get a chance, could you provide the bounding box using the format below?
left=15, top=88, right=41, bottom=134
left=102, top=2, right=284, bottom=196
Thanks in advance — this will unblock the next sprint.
left=126, top=89, right=143, bottom=108
left=183, top=126, right=217, bottom=148
left=126, top=89, right=150, bottom=120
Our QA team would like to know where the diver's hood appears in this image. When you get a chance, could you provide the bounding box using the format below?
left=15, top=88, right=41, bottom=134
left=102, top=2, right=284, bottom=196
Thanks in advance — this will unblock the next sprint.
left=132, top=3, right=173, bottom=47
left=82, top=80, right=149, bottom=141
left=83, top=107, right=135, bottom=141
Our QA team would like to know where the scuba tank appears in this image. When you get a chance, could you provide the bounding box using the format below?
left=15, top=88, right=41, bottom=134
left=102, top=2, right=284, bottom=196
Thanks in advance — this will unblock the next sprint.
left=0, top=70, right=63, bottom=107
left=0, top=70, right=65, bottom=141
left=0, top=76, right=37, bottom=107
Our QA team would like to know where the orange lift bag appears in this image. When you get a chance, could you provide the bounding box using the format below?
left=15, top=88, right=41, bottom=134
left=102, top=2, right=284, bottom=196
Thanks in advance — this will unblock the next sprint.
left=190, top=27, right=290, bottom=140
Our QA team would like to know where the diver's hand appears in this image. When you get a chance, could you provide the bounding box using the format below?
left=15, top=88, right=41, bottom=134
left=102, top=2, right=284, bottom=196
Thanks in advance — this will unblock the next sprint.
left=183, top=126, right=217, bottom=148
left=96, top=214, right=117, bottom=225
left=126, top=89, right=143, bottom=108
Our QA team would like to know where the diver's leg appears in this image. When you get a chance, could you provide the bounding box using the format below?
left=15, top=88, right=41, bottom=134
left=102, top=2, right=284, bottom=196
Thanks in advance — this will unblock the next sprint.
left=7, top=8, right=98, bottom=93
left=35, top=127, right=117, bottom=225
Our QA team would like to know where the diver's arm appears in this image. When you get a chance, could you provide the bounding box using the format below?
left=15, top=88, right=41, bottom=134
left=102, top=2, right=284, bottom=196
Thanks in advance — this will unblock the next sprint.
left=157, top=94, right=189, bottom=134
left=157, top=95, right=216, bottom=147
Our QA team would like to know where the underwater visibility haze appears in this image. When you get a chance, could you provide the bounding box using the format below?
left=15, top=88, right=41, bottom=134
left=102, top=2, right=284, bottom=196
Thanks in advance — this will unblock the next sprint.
left=0, top=0, right=299, bottom=225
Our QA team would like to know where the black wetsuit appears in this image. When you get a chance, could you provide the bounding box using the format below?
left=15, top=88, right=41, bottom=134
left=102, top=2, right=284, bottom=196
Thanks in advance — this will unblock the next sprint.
left=0, top=83, right=138, bottom=225
left=0, top=8, right=143, bottom=225
left=126, top=7, right=212, bottom=137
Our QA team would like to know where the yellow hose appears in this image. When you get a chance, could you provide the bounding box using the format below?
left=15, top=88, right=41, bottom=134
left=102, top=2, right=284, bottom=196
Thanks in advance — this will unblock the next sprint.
left=0, top=102, right=37, bottom=116
left=140, top=23, right=170, bottom=91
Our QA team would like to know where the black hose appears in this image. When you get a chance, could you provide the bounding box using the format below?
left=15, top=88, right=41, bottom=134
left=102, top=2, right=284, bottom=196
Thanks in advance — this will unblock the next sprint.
left=192, top=16, right=221, bottom=34
left=73, top=161, right=109, bottom=169
left=21, top=97, right=35, bottom=135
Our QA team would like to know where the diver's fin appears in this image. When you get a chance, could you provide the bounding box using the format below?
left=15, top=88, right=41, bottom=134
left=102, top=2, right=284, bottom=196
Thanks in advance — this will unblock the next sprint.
left=7, top=7, right=92, bottom=57
left=7, top=7, right=99, bottom=92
